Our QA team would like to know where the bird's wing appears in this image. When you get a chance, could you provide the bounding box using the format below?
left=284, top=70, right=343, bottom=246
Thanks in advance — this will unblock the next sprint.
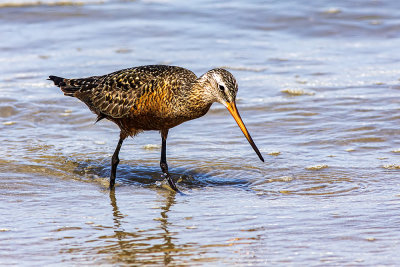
left=87, top=65, right=196, bottom=118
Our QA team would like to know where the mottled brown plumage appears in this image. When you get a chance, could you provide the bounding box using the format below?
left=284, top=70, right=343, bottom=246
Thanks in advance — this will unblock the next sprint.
left=49, top=65, right=263, bottom=191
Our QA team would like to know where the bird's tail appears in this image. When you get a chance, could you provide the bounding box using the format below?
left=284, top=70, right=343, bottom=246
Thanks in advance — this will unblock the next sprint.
left=48, top=75, right=81, bottom=96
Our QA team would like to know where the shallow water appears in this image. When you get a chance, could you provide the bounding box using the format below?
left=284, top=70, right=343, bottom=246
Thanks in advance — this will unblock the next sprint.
left=1, top=0, right=400, bottom=265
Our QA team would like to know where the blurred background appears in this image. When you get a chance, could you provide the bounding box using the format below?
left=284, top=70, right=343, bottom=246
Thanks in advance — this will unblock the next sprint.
left=1, top=0, right=400, bottom=265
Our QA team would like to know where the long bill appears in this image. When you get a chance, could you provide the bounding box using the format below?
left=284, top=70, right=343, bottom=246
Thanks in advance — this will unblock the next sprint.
left=225, top=101, right=264, bottom=162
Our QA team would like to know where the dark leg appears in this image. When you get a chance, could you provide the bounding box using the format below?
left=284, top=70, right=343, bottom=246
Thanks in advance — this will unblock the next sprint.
left=110, top=136, right=125, bottom=189
left=160, top=130, right=179, bottom=191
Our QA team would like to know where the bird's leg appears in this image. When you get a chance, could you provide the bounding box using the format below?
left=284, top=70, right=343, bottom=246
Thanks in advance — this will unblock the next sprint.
left=160, top=129, right=179, bottom=191
left=110, top=135, right=125, bottom=189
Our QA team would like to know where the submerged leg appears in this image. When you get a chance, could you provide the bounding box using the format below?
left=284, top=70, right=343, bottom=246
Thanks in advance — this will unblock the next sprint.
left=160, top=129, right=179, bottom=191
left=110, top=135, right=125, bottom=189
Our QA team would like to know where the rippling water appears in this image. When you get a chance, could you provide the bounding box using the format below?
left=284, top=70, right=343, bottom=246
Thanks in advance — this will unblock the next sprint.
left=1, top=0, right=400, bottom=265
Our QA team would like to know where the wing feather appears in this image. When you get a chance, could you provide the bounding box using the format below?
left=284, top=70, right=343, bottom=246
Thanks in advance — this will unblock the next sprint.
left=90, top=65, right=196, bottom=118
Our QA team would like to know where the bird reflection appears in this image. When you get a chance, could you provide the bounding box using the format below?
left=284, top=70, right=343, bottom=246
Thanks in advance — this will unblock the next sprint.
left=109, top=188, right=125, bottom=230
left=108, top=187, right=178, bottom=265
left=157, top=189, right=177, bottom=266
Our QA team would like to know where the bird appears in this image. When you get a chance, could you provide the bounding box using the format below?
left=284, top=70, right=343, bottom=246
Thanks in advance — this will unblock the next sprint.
left=49, top=65, right=264, bottom=191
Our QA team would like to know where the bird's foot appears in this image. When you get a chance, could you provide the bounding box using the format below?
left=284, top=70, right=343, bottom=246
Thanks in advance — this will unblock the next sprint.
left=163, top=172, right=180, bottom=192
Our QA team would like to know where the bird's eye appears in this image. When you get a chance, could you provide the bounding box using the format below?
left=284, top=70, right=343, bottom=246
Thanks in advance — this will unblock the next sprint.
left=218, top=84, right=225, bottom=91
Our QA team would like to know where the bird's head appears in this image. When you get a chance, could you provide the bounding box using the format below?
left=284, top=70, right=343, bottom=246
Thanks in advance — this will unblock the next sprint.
left=201, top=68, right=238, bottom=104
left=198, top=68, right=264, bottom=162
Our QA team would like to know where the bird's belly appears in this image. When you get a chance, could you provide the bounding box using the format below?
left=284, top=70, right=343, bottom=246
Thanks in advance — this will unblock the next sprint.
left=109, top=103, right=212, bottom=136
left=111, top=115, right=192, bottom=134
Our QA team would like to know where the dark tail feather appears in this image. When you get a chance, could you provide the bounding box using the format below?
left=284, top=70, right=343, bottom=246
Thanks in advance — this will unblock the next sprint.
left=48, top=75, right=65, bottom=86
left=48, top=75, right=80, bottom=96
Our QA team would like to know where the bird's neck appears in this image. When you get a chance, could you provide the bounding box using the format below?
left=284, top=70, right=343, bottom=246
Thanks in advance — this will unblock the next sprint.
left=173, top=79, right=214, bottom=119
left=189, top=77, right=216, bottom=105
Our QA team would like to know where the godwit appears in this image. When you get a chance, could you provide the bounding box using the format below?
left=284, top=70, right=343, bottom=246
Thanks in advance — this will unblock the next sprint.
left=49, top=65, right=264, bottom=191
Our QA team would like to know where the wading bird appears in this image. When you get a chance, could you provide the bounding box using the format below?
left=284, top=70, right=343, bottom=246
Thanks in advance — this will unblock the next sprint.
left=49, top=65, right=264, bottom=191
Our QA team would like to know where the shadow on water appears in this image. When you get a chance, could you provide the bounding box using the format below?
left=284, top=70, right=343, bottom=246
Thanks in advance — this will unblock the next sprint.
left=69, top=159, right=250, bottom=190
left=7, top=148, right=366, bottom=197
left=71, top=159, right=365, bottom=198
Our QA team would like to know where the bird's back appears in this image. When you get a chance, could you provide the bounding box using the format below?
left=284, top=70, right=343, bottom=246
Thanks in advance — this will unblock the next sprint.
left=50, top=65, right=208, bottom=135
